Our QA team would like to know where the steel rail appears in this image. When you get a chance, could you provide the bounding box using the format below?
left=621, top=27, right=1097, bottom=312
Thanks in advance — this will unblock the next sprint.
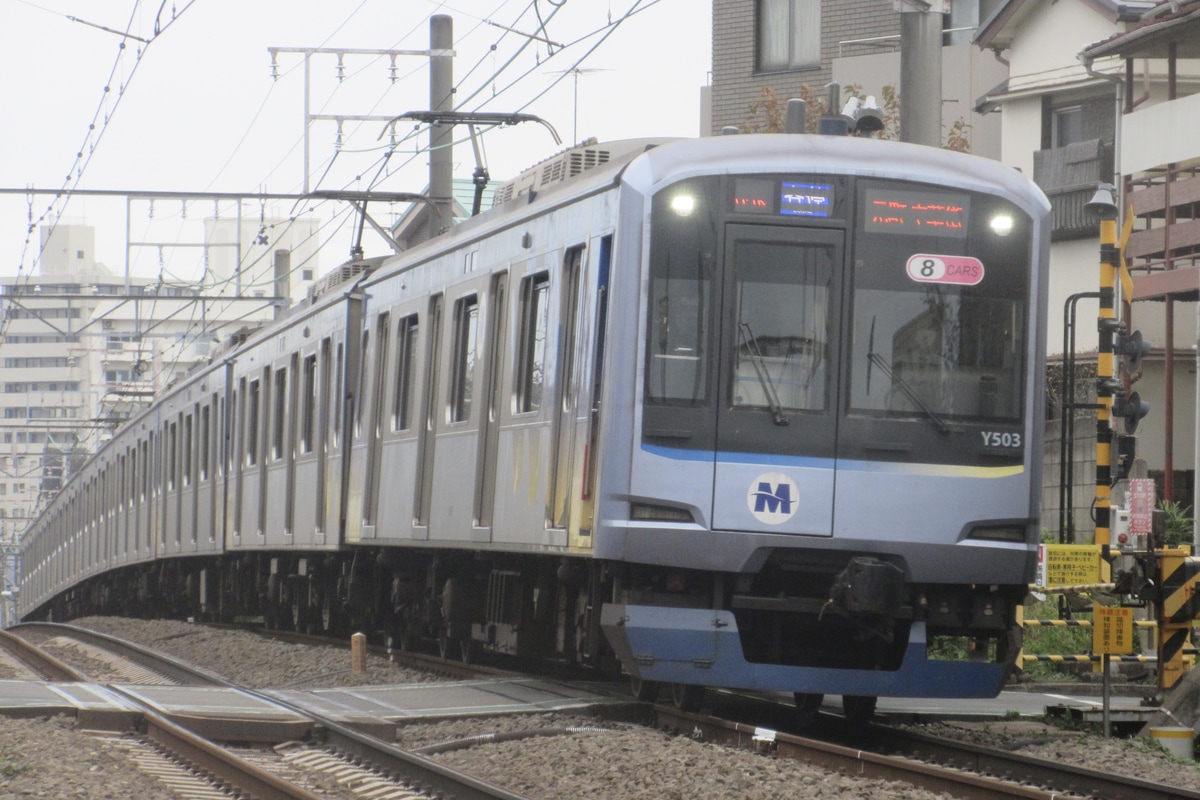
left=14, top=621, right=535, bottom=800
left=654, top=703, right=1200, bottom=800
left=0, top=627, right=87, bottom=681
left=132, top=701, right=326, bottom=800
left=6, top=625, right=324, bottom=799
left=10, top=621, right=229, bottom=686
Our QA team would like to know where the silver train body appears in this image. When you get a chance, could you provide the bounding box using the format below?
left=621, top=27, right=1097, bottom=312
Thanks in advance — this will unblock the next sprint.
left=19, top=134, right=1051, bottom=702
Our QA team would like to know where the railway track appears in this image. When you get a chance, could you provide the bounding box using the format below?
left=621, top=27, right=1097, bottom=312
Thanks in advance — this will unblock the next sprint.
left=656, top=694, right=1200, bottom=800
left=210, top=624, right=1200, bottom=800
left=8, top=620, right=1199, bottom=800
left=6, top=622, right=534, bottom=800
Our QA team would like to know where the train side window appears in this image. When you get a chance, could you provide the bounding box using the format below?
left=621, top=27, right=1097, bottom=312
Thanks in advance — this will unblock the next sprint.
left=393, top=314, right=419, bottom=432
left=449, top=295, right=479, bottom=423
left=167, top=420, right=178, bottom=492
left=516, top=272, right=550, bottom=413
left=273, top=366, right=287, bottom=460
left=355, top=331, right=369, bottom=438
left=199, top=404, right=210, bottom=481
left=333, top=342, right=344, bottom=448
left=183, top=412, right=193, bottom=487
left=247, top=379, right=260, bottom=467
left=300, top=354, right=317, bottom=453
left=140, top=439, right=149, bottom=503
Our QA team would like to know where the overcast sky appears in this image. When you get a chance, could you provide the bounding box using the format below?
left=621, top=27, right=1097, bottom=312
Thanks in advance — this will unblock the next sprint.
left=0, top=0, right=711, bottom=280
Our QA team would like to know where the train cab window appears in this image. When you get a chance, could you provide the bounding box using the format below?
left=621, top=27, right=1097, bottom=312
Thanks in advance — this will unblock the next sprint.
left=273, top=367, right=287, bottom=460
left=731, top=239, right=831, bottom=412
left=646, top=177, right=719, bottom=405
left=849, top=183, right=1030, bottom=423
left=516, top=272, right=550, bottom=413
left=300, top=354, right=316, bottom=453
left=449, top=295, right=479, bottom=423
left=393, top=315, right=419, bottom=431
left=247, top=379, right=260, bottom=467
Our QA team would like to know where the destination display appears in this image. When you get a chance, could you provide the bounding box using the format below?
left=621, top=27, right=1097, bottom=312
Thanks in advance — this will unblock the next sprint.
left=864, top=188, right=970, bottom=238
left=730, top=178, right=835, bottom=218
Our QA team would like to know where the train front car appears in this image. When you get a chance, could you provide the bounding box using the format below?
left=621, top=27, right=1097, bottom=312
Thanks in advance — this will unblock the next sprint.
left=599, top=135, right=1050, bottom=710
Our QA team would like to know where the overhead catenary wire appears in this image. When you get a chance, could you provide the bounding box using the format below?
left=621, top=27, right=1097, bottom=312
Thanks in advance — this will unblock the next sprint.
left=4, top=0, right=677, bottom=521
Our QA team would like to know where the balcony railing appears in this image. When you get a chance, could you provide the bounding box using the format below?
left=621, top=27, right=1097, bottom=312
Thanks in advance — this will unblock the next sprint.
left=1033, top=139, right=1114, bottom=241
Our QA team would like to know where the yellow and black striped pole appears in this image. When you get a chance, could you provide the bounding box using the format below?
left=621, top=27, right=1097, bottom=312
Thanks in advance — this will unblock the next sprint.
left=1088, top=183, right=1119, bottom=553
left=1086, top=184, right=1119, bottom=680
left=1157, top=548, right=1200, bottom=690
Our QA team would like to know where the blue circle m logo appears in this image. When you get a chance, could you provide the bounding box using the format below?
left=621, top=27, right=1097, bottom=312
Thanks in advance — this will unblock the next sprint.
left=747, top=472, right=799, bottom=525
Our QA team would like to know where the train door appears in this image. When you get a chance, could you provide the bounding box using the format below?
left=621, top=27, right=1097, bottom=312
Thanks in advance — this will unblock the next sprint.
left=710, top=224, right=842, bottom=536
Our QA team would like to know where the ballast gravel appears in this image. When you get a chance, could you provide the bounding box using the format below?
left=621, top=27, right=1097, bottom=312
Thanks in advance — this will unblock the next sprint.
left=3, top=616, right=1200, bottom=799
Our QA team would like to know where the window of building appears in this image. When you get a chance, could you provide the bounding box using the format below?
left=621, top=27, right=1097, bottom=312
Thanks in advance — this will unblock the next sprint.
left=1053, top=105, right=1083, bottom=147
left=758, top=0, right=820, bottom=72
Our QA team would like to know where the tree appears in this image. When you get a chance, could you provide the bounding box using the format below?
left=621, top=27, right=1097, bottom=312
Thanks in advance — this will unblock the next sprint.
left=744, top=85, right=971, bottom=152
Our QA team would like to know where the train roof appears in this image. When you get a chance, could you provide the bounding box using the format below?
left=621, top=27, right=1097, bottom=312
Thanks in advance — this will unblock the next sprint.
left=619, top=134, right=1051, bottom=217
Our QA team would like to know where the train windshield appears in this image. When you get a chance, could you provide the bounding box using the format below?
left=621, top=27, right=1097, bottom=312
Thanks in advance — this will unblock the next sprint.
left=848, top=181, right=1030, bottom=424
left=643, top=174, right=1035, bottom=470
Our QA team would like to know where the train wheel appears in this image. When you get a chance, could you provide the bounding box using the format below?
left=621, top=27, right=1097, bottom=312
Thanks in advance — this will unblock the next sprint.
left=842, top=695, right=877, bottom=730
left=396, top=621, right=413, bottom=653
left=320, top=594, right=333, bottom=633
left=793, top=692, right=824, bottom=728
left=629, top=675, right=660, bottom=702
left=671, top=683, right=704, bottom=713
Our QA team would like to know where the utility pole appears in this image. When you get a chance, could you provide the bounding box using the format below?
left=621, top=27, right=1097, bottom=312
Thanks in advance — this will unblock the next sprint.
left=429, top=15, right=454, bottom=241
left=897, top=0, right=945, bottom=147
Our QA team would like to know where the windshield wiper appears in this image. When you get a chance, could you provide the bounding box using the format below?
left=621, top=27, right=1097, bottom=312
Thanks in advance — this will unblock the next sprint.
left=739, top=323, right=789, bottom=426
left=866, top=318, right=949, bottom=434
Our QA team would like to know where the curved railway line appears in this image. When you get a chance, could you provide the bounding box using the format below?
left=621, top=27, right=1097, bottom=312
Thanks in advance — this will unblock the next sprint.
left=3, top=620, right=1198, bottom=799
left=3, top=623, right=532, bottom=800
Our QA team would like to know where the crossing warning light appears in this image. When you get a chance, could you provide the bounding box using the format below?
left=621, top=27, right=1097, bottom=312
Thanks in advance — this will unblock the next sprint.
left=1116, top=328, right=1152, bottom=371
left=1112, top=391, right=1150, bottom=434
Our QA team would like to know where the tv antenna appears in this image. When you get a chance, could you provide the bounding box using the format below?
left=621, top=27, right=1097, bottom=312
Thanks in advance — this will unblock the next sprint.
left=549, top=67, right=613, bottom=145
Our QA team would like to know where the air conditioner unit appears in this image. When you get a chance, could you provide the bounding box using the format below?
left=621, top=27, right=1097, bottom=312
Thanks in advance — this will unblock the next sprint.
left=101, top=319, right=114, bottom=330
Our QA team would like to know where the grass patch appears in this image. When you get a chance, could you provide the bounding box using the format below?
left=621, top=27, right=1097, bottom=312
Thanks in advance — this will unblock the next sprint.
left=1020, top=597, right=1095, bottom=680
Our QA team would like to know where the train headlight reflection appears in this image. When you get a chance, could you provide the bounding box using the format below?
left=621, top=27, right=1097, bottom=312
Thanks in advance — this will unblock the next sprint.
left=989, top=214, right=1014, bottom=236
left=670, top=194, right=697, bottom=217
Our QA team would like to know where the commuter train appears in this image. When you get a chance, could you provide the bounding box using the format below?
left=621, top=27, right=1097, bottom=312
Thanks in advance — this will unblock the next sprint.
left=17, top=131, right=1050, bottom=719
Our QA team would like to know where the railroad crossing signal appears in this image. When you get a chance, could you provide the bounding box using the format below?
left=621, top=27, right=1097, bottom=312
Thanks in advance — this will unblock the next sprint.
left=1112, top=391, right=1150, bottom=434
